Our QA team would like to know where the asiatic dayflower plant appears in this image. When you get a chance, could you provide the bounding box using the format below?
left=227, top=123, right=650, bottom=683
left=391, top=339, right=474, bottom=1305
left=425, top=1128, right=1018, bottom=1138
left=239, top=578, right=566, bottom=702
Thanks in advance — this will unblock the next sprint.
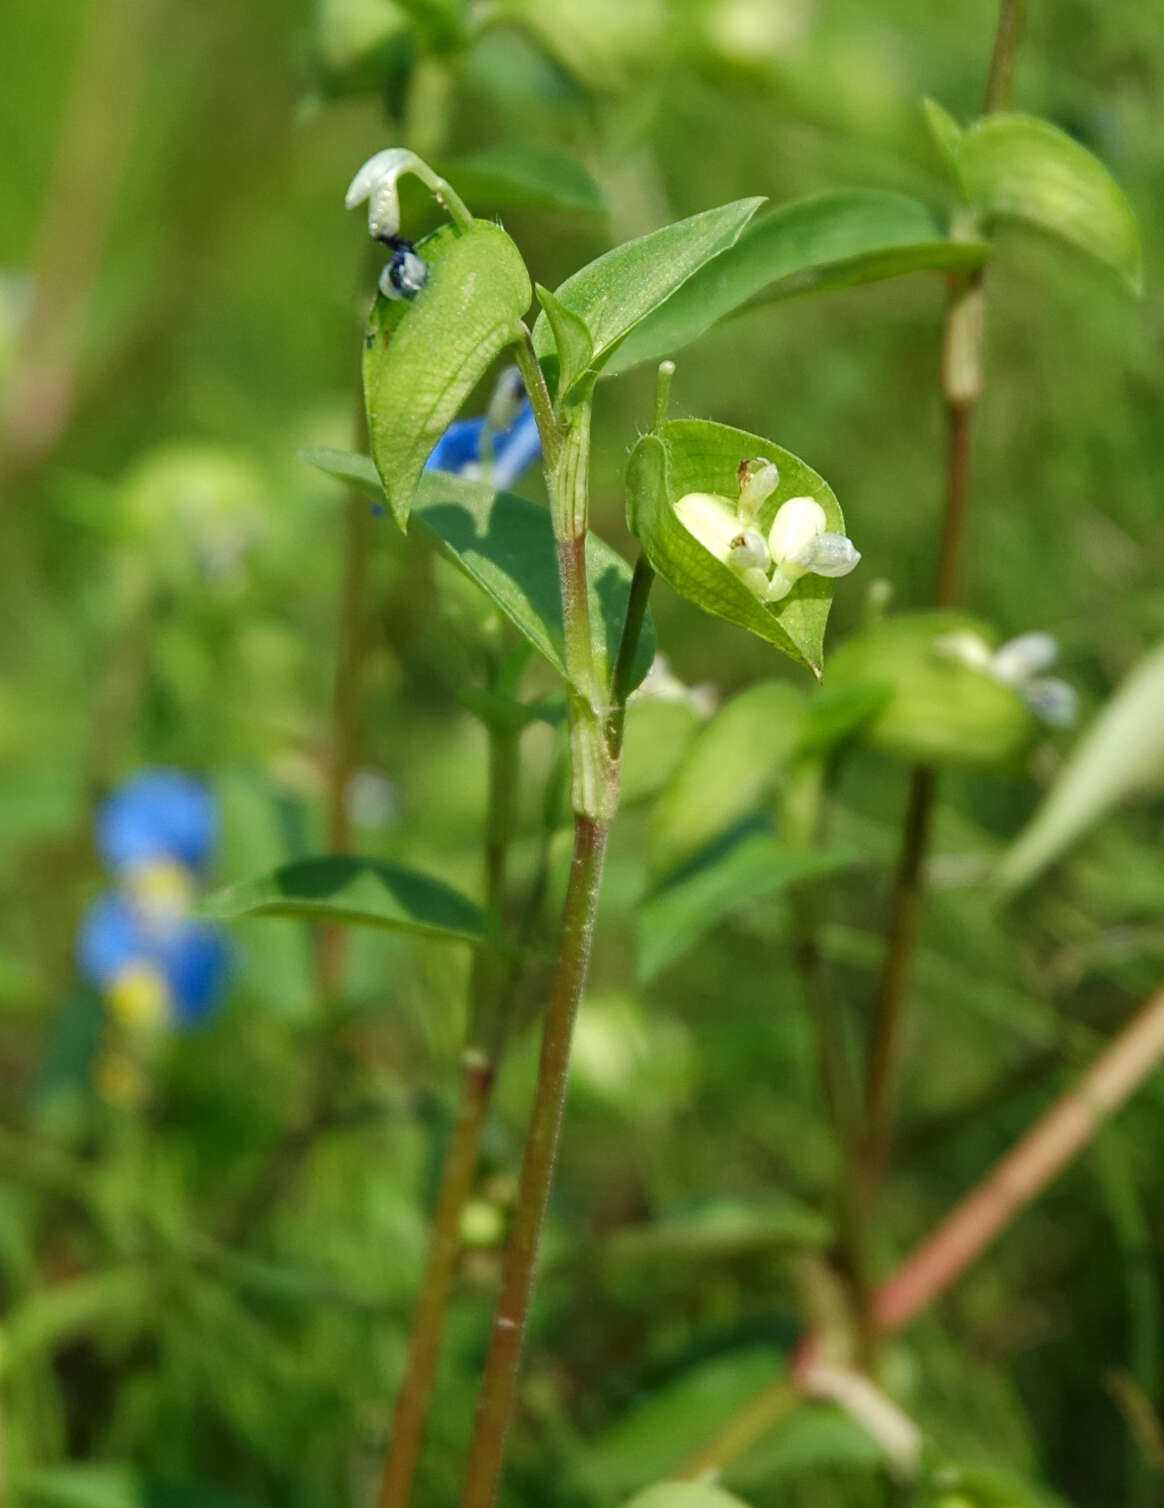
left=675, top=457, right=861, bottom=603
left=934, top=628, right=1077, bottom=726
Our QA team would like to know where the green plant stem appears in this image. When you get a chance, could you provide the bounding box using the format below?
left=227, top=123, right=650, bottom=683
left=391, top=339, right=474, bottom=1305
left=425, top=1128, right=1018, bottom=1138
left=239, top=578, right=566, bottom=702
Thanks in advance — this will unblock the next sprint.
left=459, top=815, right=610, bottom=1508
left=857, top=0, right=1023, bottom=1231
left=376, top=1050, right=496, bottom=1508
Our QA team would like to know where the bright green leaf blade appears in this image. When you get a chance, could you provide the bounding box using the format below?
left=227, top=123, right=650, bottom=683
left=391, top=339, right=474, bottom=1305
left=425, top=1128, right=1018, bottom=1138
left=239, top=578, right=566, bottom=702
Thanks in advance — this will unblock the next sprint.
left=649, top=681, right=806, bottom=882
left=363, top=219, right=531, bottom=527
left=998, top=642, right=1164, bottom=893
left=300, top=450, right=656, bottom=695
left=622, top=1486, right=754, bottom=1508
left=536, top=282, right=595, bottom=399
left=957, top=113, right=1141, bottom=290
left=923, top=96, right=965, bottom=182
left=203, top=855, right=487, bottom=945
left=532, top=198, right=764, bottom=391
left=639, top=831, right=854, bottom=980
left=627, top=419, right=847, bottom=676
left=15, top=1466, right=145, bottom=1508
left=439, top=144, right=606, bottom=214
left=619, top=698, right=703, bottom=808
left=608, top=190, right=991, bottom=377
left=826, top=612, right=1034, bottom=767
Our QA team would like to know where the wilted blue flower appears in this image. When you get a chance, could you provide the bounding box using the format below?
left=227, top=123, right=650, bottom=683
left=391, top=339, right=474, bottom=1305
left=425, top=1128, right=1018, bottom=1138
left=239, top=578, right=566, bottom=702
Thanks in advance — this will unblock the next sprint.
left=98, top=770, right=217, bottom=873
left=79, top=888, right=230, bottom=1028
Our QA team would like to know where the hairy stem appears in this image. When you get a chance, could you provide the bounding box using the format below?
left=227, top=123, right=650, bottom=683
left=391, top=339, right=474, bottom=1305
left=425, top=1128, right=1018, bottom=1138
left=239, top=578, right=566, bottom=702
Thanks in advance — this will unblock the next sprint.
left=459, top=816, right=610, bottom=1508
left=376, top=1052, right=496, bottom=1508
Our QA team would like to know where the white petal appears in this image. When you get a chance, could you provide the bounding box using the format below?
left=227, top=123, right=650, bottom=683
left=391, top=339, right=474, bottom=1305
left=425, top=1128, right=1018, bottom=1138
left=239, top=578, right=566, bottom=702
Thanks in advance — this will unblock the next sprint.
left=992, top=631, right=1059, bottom=687
left=344, top=147, right=413, bottom=209
left=728, top=528, right=770, bottom=572
left=795, top=531, right=860, bottom=577
left=737, top=457, right=780, bottom=520
left=767, top=496, right=825, bottom=564
left=674, top=491, right=742, bottom=564
left=1023, top=677, right=1077, bottom=727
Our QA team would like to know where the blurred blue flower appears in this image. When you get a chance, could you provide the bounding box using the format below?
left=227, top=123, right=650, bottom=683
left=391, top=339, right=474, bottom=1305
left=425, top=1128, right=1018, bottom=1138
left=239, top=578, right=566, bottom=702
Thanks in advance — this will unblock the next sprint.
left=97, top=769, right=217, bottom=873
left=423, top=398, right=542, bottom=492
left=79, top=890, right=230, bottom=1028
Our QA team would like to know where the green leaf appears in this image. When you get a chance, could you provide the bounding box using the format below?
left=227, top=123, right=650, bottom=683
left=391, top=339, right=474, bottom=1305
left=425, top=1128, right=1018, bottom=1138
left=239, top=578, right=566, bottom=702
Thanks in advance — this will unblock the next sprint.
left=627, top=419, right=847, bottom=677
left=1, top=1267, right=147, bottom=1378
left=619, top=698, right=703, bottom=807
left=457, top=685, right=565, bottom=734
left=796, top=682, right=892, bottom=761
left=532, top=198, right=764, bottom=397
left=923, top=96, right=964, bottom=178
left=622, top=1487, right=754, bottom=1508
left=608, top=190, right=991, bottom=377
left=603, top=1197, right=830, bottom=1267
left=15, top=1466, right=145, bottom=1508
left=953, top=113, right=1141, bottom=290
left=536, top=282, right=595, bottom=399
left=639, top=830, right=854, bottom=980
left=648, top=681, right=806, bottom=882
left=997, top=641, right=1164, bottom=893
left=202, top=855, right=487, bottom=945
left=826, top=612, right=1034, bottom=767
left=439, top=144, right=606, bottom=215
left=302, top=450, right=656, bottom=695
left=363, top=219, right=531, bottom=527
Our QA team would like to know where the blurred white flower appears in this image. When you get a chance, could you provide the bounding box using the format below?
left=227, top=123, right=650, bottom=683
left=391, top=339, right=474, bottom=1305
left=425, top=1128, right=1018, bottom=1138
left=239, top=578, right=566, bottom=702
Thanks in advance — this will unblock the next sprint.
left=934, top=628, right=1077, bottom=727
left=345, top=147, right=415, bottom=241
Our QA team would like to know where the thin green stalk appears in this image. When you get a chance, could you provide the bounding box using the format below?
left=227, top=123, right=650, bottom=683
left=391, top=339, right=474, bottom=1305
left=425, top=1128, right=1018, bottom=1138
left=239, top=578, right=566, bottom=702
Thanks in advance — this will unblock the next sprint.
left=857, top=0, right=1023, bottom=1220
left=459, top=814, right=610, bottom=1508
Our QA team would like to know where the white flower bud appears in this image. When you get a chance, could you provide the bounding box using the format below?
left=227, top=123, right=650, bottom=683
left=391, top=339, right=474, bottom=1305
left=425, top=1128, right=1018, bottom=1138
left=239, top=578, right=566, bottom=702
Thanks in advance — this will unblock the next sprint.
left=932, top=630, right=995, bottom=672
left=736, top=457, right=780, bottom=521
left=792, top=531, right=861, bottom=578
left=379, top=246, right=428, bottom=301
left=345, top=147, right=415, bottom=241
left=1023, top=677, right=1077, bottom=727
left=991, top=631, right=1059, bottom=687
left=728, top=528, right=770, bottom=572
left=767, top=496, right=827, bottom=565
left=673, top=491, right=742, bottom=565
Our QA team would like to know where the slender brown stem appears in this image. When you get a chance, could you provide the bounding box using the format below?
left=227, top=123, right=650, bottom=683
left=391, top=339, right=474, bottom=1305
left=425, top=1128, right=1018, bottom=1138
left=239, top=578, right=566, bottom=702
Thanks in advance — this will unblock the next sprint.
left=860, top=765, right=937, bottom=1185
left=459, top=817, right=610, bottom=1508
left=876, top=979, right=1164, bottom=1332
left=856, top=0, right=1024, bottom=1231
left=376, top=1053, right=496, bottom=1508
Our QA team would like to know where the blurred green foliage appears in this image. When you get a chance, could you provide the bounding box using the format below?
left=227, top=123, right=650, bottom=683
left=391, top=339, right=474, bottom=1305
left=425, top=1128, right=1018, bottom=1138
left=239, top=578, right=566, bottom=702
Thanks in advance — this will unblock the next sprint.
left=2, top=1, right=1164, bottom=1506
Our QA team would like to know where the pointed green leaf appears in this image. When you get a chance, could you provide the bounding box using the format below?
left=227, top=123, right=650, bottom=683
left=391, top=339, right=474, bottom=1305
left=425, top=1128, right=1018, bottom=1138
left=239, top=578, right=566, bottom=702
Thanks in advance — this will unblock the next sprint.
left=998, top=641, right=1164, bottom=893
left=608, top=190, right=991, bottom=378
left=627, top=419, right=847, bottom=677
left=532, top=198, right=764, bottom=396
left=956, top=113, right=1141, bottom=290
left=826, top=612, right=1034, bottom=767
left=203, top=856, right=487, bottom=945
left=363, top=219, right=531, bottom=527
left=923, top=96, right=965, bottom=180
left=639, top=830, right=854, bottom=981
left=439, top=144, right=606, bottom=215
left=301, top=449, right=656, bottom=695
left=649, top=681, right=807, bottom=882
left=536, top=282, right=595, bottom=399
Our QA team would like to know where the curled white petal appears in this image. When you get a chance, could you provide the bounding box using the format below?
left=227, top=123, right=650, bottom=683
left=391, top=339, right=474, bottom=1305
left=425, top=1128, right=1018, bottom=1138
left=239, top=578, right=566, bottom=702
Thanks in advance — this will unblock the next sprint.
left=728, top=528, right=770, bottom=572
left=737, top=457, right=780, bottom=520
left=932, top=630, right=994, bottom=672
left=1023, top=676, right=1077, bottom=727
left=793, top=531, right=860, bottom=578
left=992, top=631, right=1060, bottom=687
left=345, top=147, right=415, bottom=239
left=767, top=496, right=826, bottom=565
left=673, top=490, right=742, bottom=564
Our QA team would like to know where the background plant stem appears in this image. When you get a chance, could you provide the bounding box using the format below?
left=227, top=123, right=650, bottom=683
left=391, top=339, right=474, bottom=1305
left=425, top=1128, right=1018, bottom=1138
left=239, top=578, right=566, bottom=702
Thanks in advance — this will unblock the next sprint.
left=857, top=0, right=1024, bottom=1225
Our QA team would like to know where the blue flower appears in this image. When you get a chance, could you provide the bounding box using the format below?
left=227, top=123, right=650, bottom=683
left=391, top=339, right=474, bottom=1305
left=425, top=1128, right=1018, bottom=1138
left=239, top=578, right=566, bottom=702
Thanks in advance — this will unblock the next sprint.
left=97, top=770, right=217, bottom=874
left=79, top=890, right=230, bottom=1028
left=423, top=398, right=542, bottom=492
